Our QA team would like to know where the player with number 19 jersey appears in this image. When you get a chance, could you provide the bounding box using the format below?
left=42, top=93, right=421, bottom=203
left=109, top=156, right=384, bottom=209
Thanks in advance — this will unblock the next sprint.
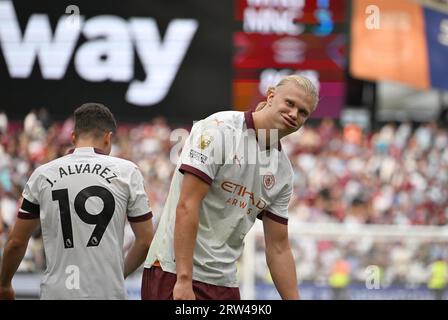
left=19, top=147, right=152, bottom=299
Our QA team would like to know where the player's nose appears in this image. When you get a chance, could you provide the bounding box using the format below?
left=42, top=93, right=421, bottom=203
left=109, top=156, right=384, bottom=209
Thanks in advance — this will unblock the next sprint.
left=288, top=108, right=298, bottom=121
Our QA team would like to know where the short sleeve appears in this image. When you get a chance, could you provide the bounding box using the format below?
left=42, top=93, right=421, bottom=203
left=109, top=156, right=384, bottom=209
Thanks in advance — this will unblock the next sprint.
left=18, top=170, right=41, bottom=219
left=127, top=167, right=152, bottom=222
left=257, top=184, right=292, bottom=225
left=179, top=120, right=227, bottom=185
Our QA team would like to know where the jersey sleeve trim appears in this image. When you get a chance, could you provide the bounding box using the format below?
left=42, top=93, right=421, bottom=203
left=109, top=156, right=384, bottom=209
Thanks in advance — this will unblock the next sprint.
left=128, top=212, right=153, bottom=223
left=257, top=210, right=288, bottom=225
left=19, top=198, right=40, bottom=218
left=17, top=211, right=40, bottom=220
left=179, top=164, right=213, bottom=186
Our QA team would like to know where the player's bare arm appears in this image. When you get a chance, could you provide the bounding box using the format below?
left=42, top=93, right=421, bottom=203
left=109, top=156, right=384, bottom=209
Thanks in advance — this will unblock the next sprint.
left=0, top=214, right=4, bottom=236
left=0, top=217, right=40, bottom=300
left=263, top=216, right=300, bottom=300
left=124, top=219, right=154, bottom=278
left=173, top=172, right=210, bottom=300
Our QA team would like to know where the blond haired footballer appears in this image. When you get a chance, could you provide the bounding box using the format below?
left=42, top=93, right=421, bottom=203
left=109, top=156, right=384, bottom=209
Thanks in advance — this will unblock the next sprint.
left=142, top=75, right=318, bottom=300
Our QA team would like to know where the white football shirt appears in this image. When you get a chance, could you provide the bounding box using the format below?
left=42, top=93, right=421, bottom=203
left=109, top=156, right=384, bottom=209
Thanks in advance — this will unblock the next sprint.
left=19, top=147, right=152, bottom=299
left=145, top=111, right=293, bottom=287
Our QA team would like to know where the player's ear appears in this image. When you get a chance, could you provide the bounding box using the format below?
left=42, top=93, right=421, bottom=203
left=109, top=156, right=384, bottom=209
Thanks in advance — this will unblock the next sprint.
left=71, top=131, right=76, bottom=145
left=266, top=86, right=275, bottom=105
left=104, top=131, right=113, bottom=146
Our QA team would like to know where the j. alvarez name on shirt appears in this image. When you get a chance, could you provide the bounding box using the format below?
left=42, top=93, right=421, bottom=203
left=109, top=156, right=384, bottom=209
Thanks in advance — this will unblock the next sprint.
left=58, top=163, right=118, bottom=183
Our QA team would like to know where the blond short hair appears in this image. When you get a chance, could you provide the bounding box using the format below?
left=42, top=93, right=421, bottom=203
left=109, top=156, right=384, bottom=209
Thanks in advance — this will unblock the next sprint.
left=255, top=75, right=319, bottom=112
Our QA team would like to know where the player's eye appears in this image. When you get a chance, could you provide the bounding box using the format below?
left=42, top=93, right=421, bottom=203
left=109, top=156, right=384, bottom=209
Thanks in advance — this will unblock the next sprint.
left=299, top=108, right=309, bottom=117
left=286, top=99, right=294, bottom=107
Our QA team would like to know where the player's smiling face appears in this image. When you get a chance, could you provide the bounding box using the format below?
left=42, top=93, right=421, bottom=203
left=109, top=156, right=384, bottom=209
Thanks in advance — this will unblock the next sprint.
left=267, top=81, right=315, bottom=137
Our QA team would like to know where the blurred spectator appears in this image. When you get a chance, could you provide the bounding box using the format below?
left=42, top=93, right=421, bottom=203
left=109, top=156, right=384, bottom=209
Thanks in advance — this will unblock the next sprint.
left=37, top=108, right=52, bottom=131
left=0, top=110, right=7, bottom=135
left=427, top=258, right=447, bottom=300
left=329, top=257, right=351, bottom=300
left=23, top=109, right=44, bottom=140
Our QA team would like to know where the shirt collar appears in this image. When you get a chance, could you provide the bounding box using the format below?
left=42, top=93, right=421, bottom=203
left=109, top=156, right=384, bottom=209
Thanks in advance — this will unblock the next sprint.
left=66, top=147, right=107, bottom=155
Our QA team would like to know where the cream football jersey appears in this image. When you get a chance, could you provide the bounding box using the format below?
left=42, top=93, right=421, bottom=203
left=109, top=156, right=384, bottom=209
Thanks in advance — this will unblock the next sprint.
left=19, top=147, right=152, bottom=299
left=145, top=111, right=293, bottom=287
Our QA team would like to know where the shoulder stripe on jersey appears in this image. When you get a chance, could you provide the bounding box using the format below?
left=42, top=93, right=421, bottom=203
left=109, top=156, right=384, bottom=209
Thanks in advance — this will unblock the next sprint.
left=179, top=164, right=212, bottom=185
left=20, top=198, right=40, bottom=216
left=244, top=111, right=255, bottom=130
left=17, top=211, right=39, bottom=220
left=257, top=210, right=288, bottom=225
left=128, top=212, right=153, bottom=223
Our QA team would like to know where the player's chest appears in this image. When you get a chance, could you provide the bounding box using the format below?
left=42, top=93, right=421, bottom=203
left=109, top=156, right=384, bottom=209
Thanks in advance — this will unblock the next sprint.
left=216, top=166, right=284, bottom=218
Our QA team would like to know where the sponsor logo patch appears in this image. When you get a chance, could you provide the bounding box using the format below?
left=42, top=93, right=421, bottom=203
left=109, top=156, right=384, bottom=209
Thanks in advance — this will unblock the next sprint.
left=198, top=134, right=213, bottom=150
left=189, top=149, right=208, bottom=164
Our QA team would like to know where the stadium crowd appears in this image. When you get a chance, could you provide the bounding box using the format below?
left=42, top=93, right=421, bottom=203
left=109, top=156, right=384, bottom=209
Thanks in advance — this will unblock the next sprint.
left=0, top=109, right=447, bottom=286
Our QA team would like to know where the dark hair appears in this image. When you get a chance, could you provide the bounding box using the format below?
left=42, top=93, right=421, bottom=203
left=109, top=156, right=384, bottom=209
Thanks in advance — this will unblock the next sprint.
left=74, top=103, right=117, bottom=138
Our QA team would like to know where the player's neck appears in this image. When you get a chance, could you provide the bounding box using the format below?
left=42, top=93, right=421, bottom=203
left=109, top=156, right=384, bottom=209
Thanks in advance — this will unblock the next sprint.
left=74, top=139, right=106, bottom=152
left=252, top=110, right=268, bottom=132
left=251, top=111, right=281, bottom=149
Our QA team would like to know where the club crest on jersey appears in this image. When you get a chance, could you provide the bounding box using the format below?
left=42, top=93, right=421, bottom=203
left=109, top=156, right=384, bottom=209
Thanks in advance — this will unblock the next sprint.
left=198, top=133, right=213, bottom=150
left=263, top=173, right=275, bottom=190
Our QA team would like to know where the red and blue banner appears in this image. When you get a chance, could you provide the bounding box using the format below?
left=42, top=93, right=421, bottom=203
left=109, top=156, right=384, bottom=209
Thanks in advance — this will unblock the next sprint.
left=424, top=7, right=448, bottom=90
